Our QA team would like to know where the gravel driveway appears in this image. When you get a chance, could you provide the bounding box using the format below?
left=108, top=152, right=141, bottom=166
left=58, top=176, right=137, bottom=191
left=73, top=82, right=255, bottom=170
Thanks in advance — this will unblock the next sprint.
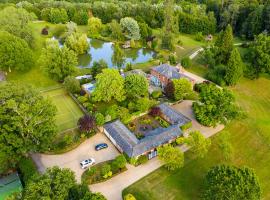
left=31, top=133, right=120, bottom=182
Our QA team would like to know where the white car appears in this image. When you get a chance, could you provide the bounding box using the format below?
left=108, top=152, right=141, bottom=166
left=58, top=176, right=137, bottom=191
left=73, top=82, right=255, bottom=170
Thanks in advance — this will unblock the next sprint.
left=80, top=158, right=95, bottom=169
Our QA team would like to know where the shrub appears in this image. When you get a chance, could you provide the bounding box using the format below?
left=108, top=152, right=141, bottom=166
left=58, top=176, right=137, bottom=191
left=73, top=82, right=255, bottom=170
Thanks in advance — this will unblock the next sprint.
left=168, top=54, right=177, bottom=65
left=151, top=90, right=162, bottom=99
left=137, top=155, right=148, bottom=165
left=18, top=157, right=38, bottom=185
left=63, top=76, right=81, bottom=94
left=195, top=32, right=204, bottom=41
left=124, top=194, right=136, bottom=200
left=180, top=121, right=192, bottom=131
left=95, top=112, right=105, bottom=126
left=129, top=157, right=137, bottom=166
left=113, top=155, right=127, bottom=170
left=77, top=96, right=88, bottom=104
left=41, top=28, right=48, bottom=35
left=181, top=57, right=191, bottom=68
left=101, top=164, right=111, bottom=179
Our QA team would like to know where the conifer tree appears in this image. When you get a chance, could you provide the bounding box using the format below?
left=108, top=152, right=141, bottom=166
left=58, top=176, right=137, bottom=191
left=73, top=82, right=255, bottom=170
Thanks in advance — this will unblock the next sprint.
left=225, top=48, right=243, bottom=86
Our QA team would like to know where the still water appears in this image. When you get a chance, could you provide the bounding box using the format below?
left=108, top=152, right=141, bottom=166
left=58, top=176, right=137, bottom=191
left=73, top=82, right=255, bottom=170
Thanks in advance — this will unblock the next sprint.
left=78, top=39, right=156, bottom=68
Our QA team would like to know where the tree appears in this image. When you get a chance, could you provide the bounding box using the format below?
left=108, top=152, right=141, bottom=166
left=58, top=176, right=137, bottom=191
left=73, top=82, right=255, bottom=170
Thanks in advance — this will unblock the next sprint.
left=49, top=8, right=68, bottom=24
left=63, top=76, right=81, bottom=94
left=92, top=69, right=126, bottom=102
left=149, top=107, right=162, bottom=117
left=23, top=167, right=76, bottom=200
left=0, top=6, right=35, bottom=44
left=193, top=84, right=239, bottom=126
left=65, top=32, right=89, bottom=55
left=215, top=24, right=234, bottom=64
left=66, top=21, right=78, bottom=37
left=181, top=131, right=211, bottom=158
left=112, top=154, right=127, bottom=169
left=0, top=31, right=34, bottom=72
left=164, top=81, right=175, bottom=99
left=120, top=17, right=141, bottom=40
left=72, top=10, right=88, bottom=25
left=181, top=57, right=191, bottom=68
left=129, top=98, right=156, bottom=113
left=124, top=74, right=148, bottom=99
left=39, top=39, right=78, bottom=81
left=88, top=17, right=103, bottom=37
left=138, top=22, right=152, bottom=40
left=161, top=0, right=178, bottom=50
left=108, top=20, right=124, bottom=41
left=112, top=43, right=125, bottom=69
left=95, top=113, right=105, bottom=126
left=0, top=83, right=57, bottom=173
left=172, top=79, right=194, bottom=101
left=78, top=115, right=96, bottom=134
left=91, top=59, right=108, bottom=79
left=224, top=48, right=243, bottom=86
left=203, top=165, right=261, bottom=200
left=250, top=33, right=270, bottom=77
left=157, top=144, right=184, bottom=171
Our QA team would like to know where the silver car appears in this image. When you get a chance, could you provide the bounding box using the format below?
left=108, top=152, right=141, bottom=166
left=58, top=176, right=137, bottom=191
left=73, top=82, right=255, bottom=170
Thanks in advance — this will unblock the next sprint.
left=80, top=158, right=95, bottom=169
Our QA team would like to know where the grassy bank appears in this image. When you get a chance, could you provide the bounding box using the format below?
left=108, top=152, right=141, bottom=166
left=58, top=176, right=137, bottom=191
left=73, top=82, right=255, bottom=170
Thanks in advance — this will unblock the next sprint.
left=123, top=77, right=270, bottom=200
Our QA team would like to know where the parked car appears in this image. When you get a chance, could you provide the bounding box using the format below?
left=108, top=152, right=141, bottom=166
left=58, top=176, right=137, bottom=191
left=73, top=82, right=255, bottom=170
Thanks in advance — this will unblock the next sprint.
left=95, top=143, right=108, bottom=151
left=80, top=158, right=95, bottom=169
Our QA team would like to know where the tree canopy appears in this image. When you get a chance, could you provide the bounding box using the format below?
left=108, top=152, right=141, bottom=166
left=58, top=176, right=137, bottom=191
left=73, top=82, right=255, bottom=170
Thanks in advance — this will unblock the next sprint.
left=193, top=84, right=239, bottom=126
left=0, top=31, right=34, bottom=72
left=39, top=39, right=78, bottom=81
left=88, top=17, right=103, bottom=37
left=124, top=74, right=148, bottom=99
left=65, top=32, right=89, bottom=55
left=92, top=69, right=126, bottom=102
left=157, top=144, right=184, bottom=171
left=0, top=6, right=35, bottom=44
left=203, top=165, right=261, bottom=200
left=171, top=78, right=194, bottom=101
left=120, top=17, right=141, bottom=40
left=0, top=82, right=57, bottom=173
left=63, top=76, right=81, bottom=94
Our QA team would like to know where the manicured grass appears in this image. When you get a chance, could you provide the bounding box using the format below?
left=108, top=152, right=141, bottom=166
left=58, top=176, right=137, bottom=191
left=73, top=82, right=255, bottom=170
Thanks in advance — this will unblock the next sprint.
left=42, top=88, right=84, bottom=131
left=123, top=77, right=270, bottom=200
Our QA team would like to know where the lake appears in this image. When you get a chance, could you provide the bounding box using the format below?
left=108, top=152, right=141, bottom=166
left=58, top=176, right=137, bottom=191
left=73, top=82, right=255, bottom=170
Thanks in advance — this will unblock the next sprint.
left=78, top=39, right=156, bottom=68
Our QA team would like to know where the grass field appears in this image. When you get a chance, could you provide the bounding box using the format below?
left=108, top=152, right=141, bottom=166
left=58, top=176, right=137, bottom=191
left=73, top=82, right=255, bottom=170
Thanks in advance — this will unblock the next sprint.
left=42, top=88, right=84, bottom=132
left=123, top=77, right=270, bottom=200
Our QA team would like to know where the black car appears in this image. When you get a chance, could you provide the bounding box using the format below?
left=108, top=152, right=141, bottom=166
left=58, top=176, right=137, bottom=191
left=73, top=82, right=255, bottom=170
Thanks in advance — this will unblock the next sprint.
left=95, top=143, right=108, bottom=151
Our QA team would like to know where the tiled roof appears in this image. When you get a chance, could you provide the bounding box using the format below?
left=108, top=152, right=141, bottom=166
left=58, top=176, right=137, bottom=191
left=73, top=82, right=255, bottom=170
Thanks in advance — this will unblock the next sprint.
left=104, top=104, right=191, bottom=157
left=152, top=64, right=191, bottom=80
left=158, top=103, right=191, bottom=126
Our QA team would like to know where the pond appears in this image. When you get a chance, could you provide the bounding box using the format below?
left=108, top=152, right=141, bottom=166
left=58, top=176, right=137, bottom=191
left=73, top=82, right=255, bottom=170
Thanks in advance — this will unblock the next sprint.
left=78, top=39, right=156, bottom=68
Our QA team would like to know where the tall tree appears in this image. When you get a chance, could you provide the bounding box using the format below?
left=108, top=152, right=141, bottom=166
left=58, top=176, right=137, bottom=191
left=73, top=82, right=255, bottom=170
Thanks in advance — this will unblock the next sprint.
left=0, top=83, right=57, bottom=173
left=203, top=165, right=261, bottom=200
left=124, top=74, right=148, bottom=99
left=65, top=32, right=89, bottom=55
left=161, top=0, right=178, bottom=50
left=0, top=6, right=35, bottom=44
left=92, top=69, right=126, bottom=102
left=0, top=31, right=34, bottom=72
left=215, top=24, right=234, bottom=64
left=39, top=39, right=78, bottom=81
left=193, top=84, right=239, bottom=126
left=88, top=17, right=103, bottom=37
left=120, top=17, right=141, bottom=40
left=250, top=33, right=270, bottom=77
left=157, top=144, right=184, bottom=171
left=224, top=48, right=243, bottom=86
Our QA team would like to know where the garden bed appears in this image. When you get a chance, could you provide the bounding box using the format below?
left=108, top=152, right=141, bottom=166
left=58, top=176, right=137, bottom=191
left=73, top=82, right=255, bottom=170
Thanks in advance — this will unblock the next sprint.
left=127, top=114, right=171, bottom=139
left=81, top=159, right=127, bottom=185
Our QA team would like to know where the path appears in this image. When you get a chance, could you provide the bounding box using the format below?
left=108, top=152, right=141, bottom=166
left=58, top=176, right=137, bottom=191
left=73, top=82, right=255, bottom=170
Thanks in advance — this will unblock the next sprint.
left=90, top=101, right=224, bottom=200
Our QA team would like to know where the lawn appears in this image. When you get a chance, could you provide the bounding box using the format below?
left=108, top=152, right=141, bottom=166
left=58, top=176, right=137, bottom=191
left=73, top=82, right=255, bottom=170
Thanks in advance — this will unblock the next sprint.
left=42, top=88, right=84, bottom=132
left=123, top=77, right=270, bottom=200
